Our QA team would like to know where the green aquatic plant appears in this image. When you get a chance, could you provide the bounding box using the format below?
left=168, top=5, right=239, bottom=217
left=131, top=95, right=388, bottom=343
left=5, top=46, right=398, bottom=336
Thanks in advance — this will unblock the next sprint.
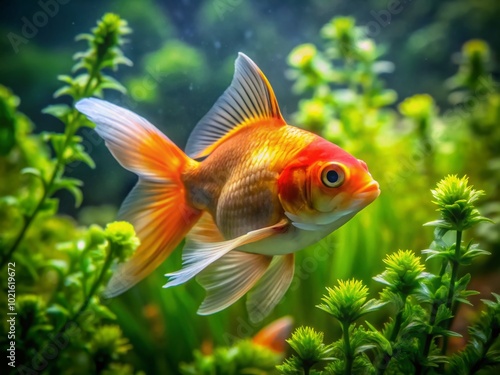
left=0, top=13, right=131, bottom=268
left=449, top=293, right=500, bottom=374
left=419, top=175, right=493, bottom=372
left=288, top=16, right=397, bottom=146
left=278, top=281, right=389, bottom=375
left=318, top=280, right=385, bottom=324
left=277, top=326, right=333, bottom=374
left=372, top=250, right=427, bottom=372
left=427, top=175, right=489, bottom=231
left=90, top=325, right=133, bottom=372
left=180, top=339, right=281, bottom=375
left=276, top=175, right=497, bottom=374
left=0, top=13, right=145, bottom=374
left=318, top=279, right=389, bottom=375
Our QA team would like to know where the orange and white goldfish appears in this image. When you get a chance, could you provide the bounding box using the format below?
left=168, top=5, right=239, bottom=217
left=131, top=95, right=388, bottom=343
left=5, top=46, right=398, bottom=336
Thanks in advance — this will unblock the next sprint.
left=76, top=53, right=380, bottom=322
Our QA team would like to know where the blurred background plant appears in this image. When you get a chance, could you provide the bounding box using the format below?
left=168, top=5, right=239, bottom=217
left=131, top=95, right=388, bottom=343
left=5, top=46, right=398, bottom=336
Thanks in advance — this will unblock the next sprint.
left=1, top=0, right=499, bottom=374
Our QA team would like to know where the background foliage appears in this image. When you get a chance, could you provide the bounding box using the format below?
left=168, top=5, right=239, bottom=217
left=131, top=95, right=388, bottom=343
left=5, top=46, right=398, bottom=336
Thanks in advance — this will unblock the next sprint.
left=1, top=0, right=499, bottom=374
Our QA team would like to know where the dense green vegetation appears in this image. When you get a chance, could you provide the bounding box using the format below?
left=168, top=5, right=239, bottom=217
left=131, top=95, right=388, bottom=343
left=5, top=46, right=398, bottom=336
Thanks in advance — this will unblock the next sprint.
left=1, top=1, right=499, bottom=374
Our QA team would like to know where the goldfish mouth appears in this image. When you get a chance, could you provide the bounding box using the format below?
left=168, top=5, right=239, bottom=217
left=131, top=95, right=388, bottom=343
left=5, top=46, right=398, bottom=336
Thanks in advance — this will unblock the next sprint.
left=346, top=180, right=380, bottom=211
left=355, top=180, right=380, bottom=199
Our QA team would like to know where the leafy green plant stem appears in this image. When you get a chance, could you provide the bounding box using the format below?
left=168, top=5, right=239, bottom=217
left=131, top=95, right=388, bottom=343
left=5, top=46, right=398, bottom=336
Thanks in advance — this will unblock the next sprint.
left=1, top=127, right=72, bottom=270
left=446, top=230, right=463, bottom=311
left=376, top=298, right=407, bottom=374
left=0, top=190, right=48, bottom=269
left=342, top=321, right=353, bottom=375
left=0, top=67, right=101, bottom=270
left=44, top=241, right=116, bottom=370
left=470, top=324, right=500, bottom=373
left=418, top=244, right=456, bottom=374
left=389, top=305, right=404, bottom=343
left=418, top=304, right=439, bottom=374
left=441, top=229, right=463, bottom=356
left=74, top=241, right=115, bottom=320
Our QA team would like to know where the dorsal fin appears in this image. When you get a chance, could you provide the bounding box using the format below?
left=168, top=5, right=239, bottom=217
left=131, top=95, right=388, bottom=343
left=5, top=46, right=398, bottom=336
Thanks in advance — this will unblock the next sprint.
left=185, top=52, right=285, bottom=159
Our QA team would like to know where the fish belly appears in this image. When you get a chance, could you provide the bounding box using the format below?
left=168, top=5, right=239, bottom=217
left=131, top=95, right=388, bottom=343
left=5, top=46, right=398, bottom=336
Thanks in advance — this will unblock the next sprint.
left=239, top=210, right=357, bottom=256
left=237, top=218, right=329, bottom=256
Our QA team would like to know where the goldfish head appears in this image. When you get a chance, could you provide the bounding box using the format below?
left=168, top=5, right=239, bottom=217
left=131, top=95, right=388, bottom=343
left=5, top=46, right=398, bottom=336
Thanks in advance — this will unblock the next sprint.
left=278, top=137, right=380, bottom=231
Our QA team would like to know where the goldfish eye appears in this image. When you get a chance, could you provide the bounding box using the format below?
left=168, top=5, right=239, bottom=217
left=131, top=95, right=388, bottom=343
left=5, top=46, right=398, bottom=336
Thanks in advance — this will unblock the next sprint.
left=320, top=163, right=346, bottom=188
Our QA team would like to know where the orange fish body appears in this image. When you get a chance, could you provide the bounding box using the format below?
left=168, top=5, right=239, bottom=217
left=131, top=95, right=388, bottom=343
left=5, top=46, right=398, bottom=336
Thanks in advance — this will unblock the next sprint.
left=184, top=122, right=313, bottom=241
left=76, top=53, right=379, bottom=322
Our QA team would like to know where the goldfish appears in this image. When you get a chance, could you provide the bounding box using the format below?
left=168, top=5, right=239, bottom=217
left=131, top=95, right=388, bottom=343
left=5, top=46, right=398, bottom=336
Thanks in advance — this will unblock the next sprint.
left=252, top=316, right=294, bottom=354
left=76, top=53, right=380, bottom=322
left=200, top=316, right=293, bottom=356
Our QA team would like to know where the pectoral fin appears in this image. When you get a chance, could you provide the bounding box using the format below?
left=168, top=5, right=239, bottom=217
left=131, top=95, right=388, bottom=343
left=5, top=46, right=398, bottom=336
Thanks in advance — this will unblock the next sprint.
left=164, top=219, right=288, bottom=288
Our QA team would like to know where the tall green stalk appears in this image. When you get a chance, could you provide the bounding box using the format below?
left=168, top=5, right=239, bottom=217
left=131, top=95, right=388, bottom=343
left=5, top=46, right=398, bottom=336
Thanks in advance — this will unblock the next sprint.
left=0, top=13, right=131, bottom=269
left=441, top=229, right=462, bottom=357
left=419, top=175, right=492, bottom=372
left=342, top=321, right=353, bottom=375
left=2, top=108, right=83, bottom=269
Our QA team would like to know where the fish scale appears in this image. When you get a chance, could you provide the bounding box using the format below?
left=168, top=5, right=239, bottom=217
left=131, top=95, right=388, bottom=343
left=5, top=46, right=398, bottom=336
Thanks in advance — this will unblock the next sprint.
left=184, top=123, right=315, bottom=238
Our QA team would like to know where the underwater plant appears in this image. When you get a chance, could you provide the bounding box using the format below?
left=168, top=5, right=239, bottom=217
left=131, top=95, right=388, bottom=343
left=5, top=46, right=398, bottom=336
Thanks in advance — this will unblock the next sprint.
left=0, top=14, right=145, bottom=374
